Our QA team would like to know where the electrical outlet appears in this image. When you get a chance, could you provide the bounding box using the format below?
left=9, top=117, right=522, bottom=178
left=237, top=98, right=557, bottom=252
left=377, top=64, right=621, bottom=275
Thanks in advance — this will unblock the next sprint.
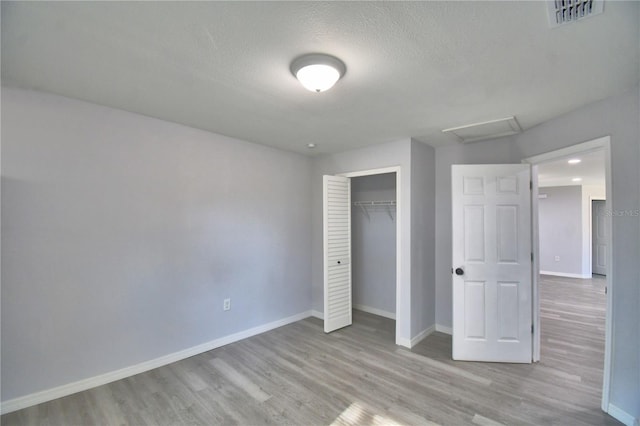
left=223, top=298, right=231, bottom=311
left=554, top=256, right=560, bottom=262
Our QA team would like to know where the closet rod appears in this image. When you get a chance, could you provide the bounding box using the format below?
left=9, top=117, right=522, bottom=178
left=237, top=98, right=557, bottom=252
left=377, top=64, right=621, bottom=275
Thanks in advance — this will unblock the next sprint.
left=352, top=200, right=396, bottom=206
left=353, top=200, right=396, bottom=221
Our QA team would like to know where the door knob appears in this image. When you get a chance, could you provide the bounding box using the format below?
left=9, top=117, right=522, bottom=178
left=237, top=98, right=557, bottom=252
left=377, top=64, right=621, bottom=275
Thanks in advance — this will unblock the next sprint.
left=337, top=260, right=341, bottom=265
left=455, top=267, right=464, bottom=276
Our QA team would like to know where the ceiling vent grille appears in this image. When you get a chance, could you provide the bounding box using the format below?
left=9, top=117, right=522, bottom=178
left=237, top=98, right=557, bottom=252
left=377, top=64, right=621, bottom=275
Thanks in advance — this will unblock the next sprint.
left=547, top=0, right=604, bottom=27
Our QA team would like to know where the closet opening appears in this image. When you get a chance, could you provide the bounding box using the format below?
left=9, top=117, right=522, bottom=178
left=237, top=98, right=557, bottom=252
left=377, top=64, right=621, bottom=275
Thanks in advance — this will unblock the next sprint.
left=350, top=172, right=397, bottom=343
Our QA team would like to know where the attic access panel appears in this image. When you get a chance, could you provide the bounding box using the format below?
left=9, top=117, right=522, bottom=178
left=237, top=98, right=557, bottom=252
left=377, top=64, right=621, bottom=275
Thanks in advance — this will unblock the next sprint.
left=442, top=116, right=522, bottom=144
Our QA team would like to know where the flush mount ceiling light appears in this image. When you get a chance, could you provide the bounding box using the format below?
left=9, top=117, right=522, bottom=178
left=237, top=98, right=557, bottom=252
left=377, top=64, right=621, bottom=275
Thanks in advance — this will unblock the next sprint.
left=568, top=158, right=581, bottom=164
left=290, top=53, right=346, bottom=93
left=572, top=177, right=583, bottom=182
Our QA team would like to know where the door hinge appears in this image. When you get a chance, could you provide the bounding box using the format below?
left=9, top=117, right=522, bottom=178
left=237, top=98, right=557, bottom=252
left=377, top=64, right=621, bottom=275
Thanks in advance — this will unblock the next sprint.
left=531, top=252, right=534, bottom=262
left=530, top=181, right=533, bottom=190
left=531, top=324, right=534, bottom=334
left=605, top=286, right=607, bottom=295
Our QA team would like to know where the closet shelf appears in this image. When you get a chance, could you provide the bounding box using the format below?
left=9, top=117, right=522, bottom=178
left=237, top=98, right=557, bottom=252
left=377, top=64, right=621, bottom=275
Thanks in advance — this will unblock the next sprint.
left=353, top=201, right=396, bottom=206
left=353, top=200, right=396, bottom=221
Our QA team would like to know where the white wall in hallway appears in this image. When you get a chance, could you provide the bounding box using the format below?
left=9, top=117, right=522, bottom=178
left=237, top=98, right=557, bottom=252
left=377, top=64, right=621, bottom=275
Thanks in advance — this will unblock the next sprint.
left=538, top=185, right=583, bottom=276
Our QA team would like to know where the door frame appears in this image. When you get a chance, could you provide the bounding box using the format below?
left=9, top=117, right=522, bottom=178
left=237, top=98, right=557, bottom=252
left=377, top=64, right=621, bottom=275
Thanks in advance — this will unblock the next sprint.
left=523, top=135, right=613, bottom=412
left=337, top=166, right=404, bottom=346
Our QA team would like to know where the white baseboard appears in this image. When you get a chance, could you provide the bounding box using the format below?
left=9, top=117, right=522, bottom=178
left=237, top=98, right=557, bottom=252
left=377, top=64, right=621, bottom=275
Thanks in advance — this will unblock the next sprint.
left=436, top=324, right=452, bottom=335
left=313, top=307, right=409, bottom=347
left=607, top=403, right=638, bottom=426
left=411, top=325, right=435, bottom=347
left=353, top=304, right=396, bottom=320
left=540, top=270, right=591, bottom=279
left=0, top=310, right=312, bottom=415
left=396, top=325, right=436, bottom=349
left=395, top=337, right=411, bottom=348
left=310, top=310, right=324, bottom=320
left=310, top=307, right=397, bottom=321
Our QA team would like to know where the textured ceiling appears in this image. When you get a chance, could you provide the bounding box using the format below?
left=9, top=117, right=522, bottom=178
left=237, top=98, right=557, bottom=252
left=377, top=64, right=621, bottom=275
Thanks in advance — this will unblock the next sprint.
left=2, top=1, right=639, bottom=155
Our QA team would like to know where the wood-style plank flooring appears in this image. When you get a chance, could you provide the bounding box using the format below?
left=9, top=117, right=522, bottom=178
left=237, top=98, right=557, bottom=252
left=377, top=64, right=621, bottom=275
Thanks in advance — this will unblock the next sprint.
left=2, top=274, right=619, bottom=425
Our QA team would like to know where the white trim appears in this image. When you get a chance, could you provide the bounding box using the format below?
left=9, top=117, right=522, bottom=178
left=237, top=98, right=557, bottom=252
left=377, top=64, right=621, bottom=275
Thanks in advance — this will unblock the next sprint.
left=539, top=271, right=592, bottom=279
left=601, top=139, right=613, bottom=412
left=607, top=403, right=638, bottom=426
left=0, top=310, right=313, bottom=415
left=396, top=337, right=412, bottom=348
left=396, top=324, right=451, bottom=349
left=524, top=136, right=610, bottom=164
left=353, top=304, right=396, bottom=320
left=339, top=166, right=399, bottom=178
left=337, top=166, right=406, bottom=348
left=410, top=325, right=435, bottom=347
left=436, top=324, right=452, bottom=335
left=523, top=135, right=613, bottom=412
left=530, top=164, right=541, bottom=362
left=311, top=310, right=324, bottom=320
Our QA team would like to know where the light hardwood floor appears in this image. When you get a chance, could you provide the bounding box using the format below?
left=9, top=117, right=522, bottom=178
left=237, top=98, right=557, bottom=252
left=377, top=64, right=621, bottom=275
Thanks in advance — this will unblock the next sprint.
left=2, top=274, right=619, bottom=425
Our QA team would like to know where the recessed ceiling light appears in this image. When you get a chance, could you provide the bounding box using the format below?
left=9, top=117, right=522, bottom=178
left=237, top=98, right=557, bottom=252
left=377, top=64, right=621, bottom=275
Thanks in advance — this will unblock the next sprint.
left=291, top=54, right=346, bottom=93
left=568, top=158, right=581, bottom=164
left=572, top=177, right=582, bottom=182
left=307, top=143, right=316, bottom=149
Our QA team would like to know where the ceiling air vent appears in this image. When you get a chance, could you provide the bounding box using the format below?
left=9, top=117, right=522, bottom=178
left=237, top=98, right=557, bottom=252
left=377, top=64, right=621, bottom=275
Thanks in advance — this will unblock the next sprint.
left=442, top=116, right=522, bottom=144
left=547, top=0, right=604, bottom=28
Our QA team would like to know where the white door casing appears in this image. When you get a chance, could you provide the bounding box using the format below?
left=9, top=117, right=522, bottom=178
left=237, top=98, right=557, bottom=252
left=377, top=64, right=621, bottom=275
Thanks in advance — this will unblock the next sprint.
left=338, top=166, right=404, bottom=347
left=524, top=137, right=612, bottom=412
left=592, top=200, right=607, bottom=276
left=323, top=175, right=352, bottom=333
left=452, top=164, right=532, bottom=363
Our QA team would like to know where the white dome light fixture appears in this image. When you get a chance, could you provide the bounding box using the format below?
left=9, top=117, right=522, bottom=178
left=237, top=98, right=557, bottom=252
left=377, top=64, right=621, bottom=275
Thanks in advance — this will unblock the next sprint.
left=291, top=53, right=346, bottom=93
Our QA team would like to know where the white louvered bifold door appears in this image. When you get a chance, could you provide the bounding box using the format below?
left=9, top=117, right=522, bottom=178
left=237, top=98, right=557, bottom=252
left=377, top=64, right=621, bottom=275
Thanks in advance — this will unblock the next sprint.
left=323, top=175, right=352, bottom=333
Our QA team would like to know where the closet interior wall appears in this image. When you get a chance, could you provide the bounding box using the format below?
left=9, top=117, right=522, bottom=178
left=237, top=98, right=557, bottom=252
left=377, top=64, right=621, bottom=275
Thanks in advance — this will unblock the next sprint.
left=351, top=173, right=397, bottom=319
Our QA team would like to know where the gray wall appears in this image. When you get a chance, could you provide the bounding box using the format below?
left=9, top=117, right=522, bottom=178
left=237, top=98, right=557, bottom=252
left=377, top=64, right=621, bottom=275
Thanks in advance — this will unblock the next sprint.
left=2, top=84, right=637, bottom=419
left=311, top=139, right=437, bottom=343
left=411, top=140, right=436, bottom=336
left=311, top=139, right=413, bottom=342
left=434, top=86, right=640, bottom=417
left=1, top=88, right=312, bottom=401
left=351, top=173, right=396, bottom=315
left=538, top=186, right=583, bottom=275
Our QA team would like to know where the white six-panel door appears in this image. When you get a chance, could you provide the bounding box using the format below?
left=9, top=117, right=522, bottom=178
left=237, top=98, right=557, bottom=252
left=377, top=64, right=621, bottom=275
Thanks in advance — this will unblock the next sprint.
left=323, top=175, right=352, bottom=333
left=452, top=164, right=532, bottom=363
